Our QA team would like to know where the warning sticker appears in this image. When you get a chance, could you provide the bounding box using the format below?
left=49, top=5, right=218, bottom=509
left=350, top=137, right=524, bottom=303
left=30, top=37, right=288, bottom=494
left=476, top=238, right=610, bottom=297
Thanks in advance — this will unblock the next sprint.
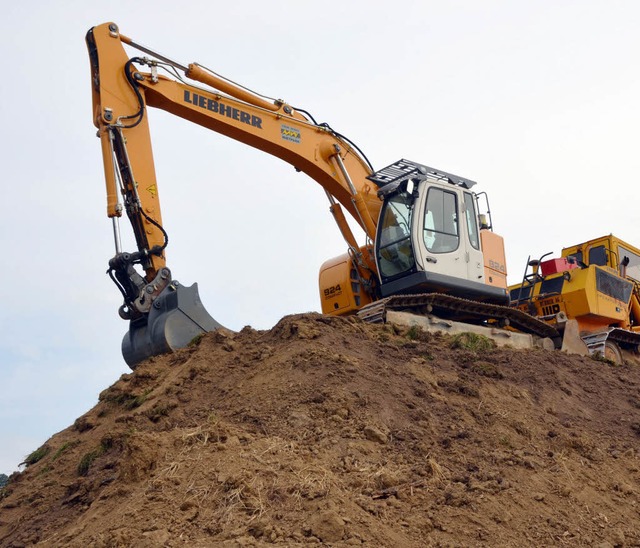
left=146, top=184, right=158, bottom=198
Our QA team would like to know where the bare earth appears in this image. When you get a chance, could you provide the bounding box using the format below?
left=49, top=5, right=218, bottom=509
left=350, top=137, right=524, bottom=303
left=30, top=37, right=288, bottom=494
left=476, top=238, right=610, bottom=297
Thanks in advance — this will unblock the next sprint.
left=1, top=313, right=640, bottom=547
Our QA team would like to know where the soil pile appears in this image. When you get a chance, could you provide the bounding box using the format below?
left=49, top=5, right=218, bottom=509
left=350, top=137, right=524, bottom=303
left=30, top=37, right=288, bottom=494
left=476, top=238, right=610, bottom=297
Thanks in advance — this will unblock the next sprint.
left=1, top=313, right=640, bottom=547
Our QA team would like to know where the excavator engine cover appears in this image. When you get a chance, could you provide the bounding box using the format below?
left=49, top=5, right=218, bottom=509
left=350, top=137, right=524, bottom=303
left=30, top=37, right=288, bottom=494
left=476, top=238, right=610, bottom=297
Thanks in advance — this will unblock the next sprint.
left=122, top=281, right=224, bottom=368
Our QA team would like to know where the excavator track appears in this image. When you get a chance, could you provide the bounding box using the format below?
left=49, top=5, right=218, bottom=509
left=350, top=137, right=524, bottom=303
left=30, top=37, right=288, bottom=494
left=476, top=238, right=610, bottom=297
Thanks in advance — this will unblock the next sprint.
left=358, top=293, right=562, bottom=347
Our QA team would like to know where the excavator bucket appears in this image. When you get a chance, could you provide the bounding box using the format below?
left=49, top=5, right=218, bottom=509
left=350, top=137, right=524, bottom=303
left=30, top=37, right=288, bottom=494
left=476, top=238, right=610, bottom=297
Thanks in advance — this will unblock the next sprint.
left=122, top=282, right=225, bottom=368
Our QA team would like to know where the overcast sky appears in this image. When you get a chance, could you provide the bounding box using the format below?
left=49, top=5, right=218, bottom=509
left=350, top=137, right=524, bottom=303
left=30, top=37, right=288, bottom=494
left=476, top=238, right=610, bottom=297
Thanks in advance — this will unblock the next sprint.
left=1, top=1, right=639, bottom=473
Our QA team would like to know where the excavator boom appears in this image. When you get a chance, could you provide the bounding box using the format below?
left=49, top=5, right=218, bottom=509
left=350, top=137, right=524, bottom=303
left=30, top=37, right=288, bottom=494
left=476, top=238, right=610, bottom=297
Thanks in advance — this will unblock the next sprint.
left=87, top=22, right=382, bottom=367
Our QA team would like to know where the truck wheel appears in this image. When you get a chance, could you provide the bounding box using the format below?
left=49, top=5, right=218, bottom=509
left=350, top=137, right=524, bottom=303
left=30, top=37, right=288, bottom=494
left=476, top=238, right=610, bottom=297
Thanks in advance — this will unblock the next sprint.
left=603, top=341, right=623, bottom=365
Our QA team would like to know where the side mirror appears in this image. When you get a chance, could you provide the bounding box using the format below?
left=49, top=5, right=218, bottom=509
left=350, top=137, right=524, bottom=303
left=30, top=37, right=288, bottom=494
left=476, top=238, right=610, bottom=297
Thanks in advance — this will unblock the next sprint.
left=478, top=214, right=490, bottom=230
left=405, top=179, right=414, bottom=195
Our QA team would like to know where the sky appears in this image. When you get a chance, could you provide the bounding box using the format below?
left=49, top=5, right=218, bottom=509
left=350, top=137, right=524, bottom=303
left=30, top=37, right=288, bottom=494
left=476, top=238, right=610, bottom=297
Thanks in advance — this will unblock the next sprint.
left=1, top=0, right=639, bottom=473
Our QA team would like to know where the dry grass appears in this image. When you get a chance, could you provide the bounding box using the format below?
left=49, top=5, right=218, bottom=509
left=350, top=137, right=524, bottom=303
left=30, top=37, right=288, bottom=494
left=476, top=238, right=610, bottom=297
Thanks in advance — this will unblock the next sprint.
left=427, top=457, right=447, bottom=483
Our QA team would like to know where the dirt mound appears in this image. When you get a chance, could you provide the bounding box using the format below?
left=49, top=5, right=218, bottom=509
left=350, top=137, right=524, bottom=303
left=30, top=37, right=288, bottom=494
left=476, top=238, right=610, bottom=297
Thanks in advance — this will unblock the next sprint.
left=1, top=313, right=640, bottom=547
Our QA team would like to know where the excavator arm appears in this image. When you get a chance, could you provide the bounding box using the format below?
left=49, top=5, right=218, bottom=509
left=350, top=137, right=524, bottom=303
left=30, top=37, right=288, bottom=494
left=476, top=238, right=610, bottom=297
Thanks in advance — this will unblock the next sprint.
left=86, top=22, right=381, bottom=366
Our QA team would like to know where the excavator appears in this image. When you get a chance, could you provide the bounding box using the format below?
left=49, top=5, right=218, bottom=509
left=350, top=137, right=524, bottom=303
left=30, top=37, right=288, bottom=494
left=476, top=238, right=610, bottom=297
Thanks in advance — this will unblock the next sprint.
left=86, top=22, right=557, bottom=368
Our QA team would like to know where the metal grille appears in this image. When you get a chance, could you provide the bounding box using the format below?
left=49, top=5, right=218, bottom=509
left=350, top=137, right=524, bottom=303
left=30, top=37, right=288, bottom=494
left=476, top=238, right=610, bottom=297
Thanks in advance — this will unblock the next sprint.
left=367, top=159, right=477, bottom=189
left=596, top=269, right=633, bottom=303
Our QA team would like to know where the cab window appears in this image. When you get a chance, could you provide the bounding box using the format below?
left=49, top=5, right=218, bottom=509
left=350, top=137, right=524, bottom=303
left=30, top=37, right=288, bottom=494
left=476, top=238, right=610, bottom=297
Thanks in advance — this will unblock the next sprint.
left=619, top=245, right=640, bottom=282
left=589, top=246, right=607, bottom=266
left=424, top=187, right=459, bottom=253
left=463, top=192, right=479, bottom=250
left=376, top=192, right=415, bottom=279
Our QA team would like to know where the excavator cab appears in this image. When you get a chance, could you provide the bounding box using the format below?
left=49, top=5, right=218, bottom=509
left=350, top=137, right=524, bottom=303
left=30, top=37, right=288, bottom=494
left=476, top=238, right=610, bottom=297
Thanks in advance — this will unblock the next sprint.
left=370, top=160, right=510, bottom=305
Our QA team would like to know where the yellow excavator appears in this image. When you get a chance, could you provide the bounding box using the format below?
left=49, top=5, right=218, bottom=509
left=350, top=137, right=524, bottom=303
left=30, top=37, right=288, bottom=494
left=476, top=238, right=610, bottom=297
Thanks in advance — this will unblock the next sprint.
left=87, top=22, right=557, bottom=368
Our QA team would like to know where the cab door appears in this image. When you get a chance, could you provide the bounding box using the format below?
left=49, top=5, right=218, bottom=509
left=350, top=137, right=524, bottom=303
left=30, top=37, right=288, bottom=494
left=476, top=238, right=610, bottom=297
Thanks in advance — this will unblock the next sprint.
left=462, top=191, right=485, bottom=283
left=417, top=183, right=467, bottom=279
left=416, top=183, right=483, bottom=283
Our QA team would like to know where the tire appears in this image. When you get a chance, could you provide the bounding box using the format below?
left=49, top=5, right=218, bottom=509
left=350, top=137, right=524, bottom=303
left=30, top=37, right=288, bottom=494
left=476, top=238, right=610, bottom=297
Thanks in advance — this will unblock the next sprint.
left=603, top=340, right=623, bottom=365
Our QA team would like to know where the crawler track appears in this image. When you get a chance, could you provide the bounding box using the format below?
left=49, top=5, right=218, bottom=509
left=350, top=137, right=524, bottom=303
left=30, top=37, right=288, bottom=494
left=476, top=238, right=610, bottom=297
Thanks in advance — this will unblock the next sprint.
left=608, top=327, right=640, bottom=348
left=358, top=293, right=562, bottom=346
